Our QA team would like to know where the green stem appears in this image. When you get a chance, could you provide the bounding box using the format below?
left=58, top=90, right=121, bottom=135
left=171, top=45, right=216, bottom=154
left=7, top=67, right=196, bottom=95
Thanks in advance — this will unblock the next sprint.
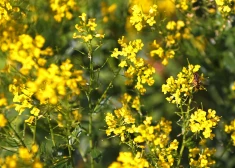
left=185, top=97, right=192, bottom=133
left=7, top=120, right=26, bottom=147
left=177, top=133, right=186, bottom=167
left=87, top=41, right=94, bottom=168
left=94, top=68, right=121, bottom=112
left=89, top=111, right=94, bottom=168
left=33, top=117, right=37, bottom=144
left=219, top=140, right=232, bottom=159
left=46, top=113, right=55, bottom=147
left=67, top=124, right=75, bottom=167
left=177, top=103, right=186, bottom=167
left=23, top=122, right=26, bottom=141
left=177, top=96, right=192, bottom=167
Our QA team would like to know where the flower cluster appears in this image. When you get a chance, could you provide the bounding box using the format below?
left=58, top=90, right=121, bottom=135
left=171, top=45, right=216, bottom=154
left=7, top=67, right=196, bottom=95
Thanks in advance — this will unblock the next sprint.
left=105, top=93, right=136, bottom=141
left=0, top=144, right=42, bottom=168
left=130, top=4, right=158, bottom=31
left=9, top=79, right=38, bottom=116
left=7, top=34, right=53, bottom=75
left=0, top=114, right=7, bottom=127
left=101, top=2, right=117, bottom=23
left=0, top=93, right=7, bottom=107
left=0, top=1, right=21, bottom=25
left=150, top=40, right=175, bottom=65
left=150, top=20, right=185, bottom=65
left=108, top=152, right=149, bottom=168
left=162, top=64, right=204, bottom=104
left=189, top=109, right=220, bottom=139
left=73, top=13, right=105, bottom=43
left=9, top=59, right=85, bottom=125
left=225, top=119, right=235, bottom=146
left=189, top=147, right=216, bottom=167
left=175, top=0, right=190, bottom=11
left=215, top=0, right=232, bottom=16
left=26, top=59, right=85, bottom=104
left=106, top=98, right=179, bottom=167
left=134, top=117, right=178, bottom=167
left=112, top=36, right=155, bottom=94
left=50, top=0, right=76, bottom=22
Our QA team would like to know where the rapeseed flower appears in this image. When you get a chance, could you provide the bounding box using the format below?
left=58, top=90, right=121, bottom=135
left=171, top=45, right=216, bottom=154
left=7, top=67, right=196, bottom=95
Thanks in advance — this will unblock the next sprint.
left=112, top=37, right=155, bottom=94
left=130, top=4, right=158, bottom=31
left=189, top=109, right=220, bottom=139
left=225, top=119, right=235, bottom=146
left=162, top=64, right=203, bottom=104
left=108, top=152, right=149, bottom=168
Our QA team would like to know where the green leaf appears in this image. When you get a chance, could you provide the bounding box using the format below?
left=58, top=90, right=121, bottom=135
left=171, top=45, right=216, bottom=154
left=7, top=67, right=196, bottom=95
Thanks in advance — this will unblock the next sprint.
left=223, top=51, right=235, bottom=73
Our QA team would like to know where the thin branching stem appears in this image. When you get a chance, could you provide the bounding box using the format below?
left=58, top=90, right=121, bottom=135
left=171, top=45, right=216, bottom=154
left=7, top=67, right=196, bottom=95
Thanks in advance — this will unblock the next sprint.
left=177, top=96, right=192, bottom=167
left=33, top=117, right=37, bottom=144
left=7, top=120, right=27, bottom=148
left=87, top=41, right=94, bottom=168
left=46, top=113, right=55, bottom=147
left=94, top=68, right=121, bottom=113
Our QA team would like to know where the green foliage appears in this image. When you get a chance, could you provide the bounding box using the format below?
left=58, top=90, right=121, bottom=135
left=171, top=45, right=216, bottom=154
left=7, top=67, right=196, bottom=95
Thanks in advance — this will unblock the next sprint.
left=1, top=0, right=235, bottom=168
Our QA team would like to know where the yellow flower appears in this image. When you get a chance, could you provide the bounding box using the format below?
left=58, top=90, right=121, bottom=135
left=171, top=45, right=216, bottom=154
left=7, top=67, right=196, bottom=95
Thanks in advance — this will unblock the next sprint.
left=73, top=13, right=104, bottom=42
left=162, top=64, right=204, bottom=104
left=109, top=152, right=149, bottom=168
left=30, top=107, right=40, bottom=116
left=169, top=139, right=179, bottom=150
left=130, top=4, right=158, bottom=31
left=25, top=116, right=35, bottom=125
left=35, top=35, right=45, bottom=48
left=33, top=160, right=43, bottom=168
left=50, top=0, right=76, bottom=22
left=5, top=154, right=18, bottom=168
left=189, top=147, right=216, bottom=167
left=225, top=119, right=235, bottom=146
left=19, top=147, right=32, bottom=160
left=112, top=37, right=154, bottom=94
left=166, top=21, right=176, bottom=30
left=190, top=109, right=220, bottom=139
left=31, top=144, right=39, bottom=153
left=87, top=18, right=97, bottom=31
left=177, top=20, right=185, bottom=30
left=0, top=114, right=7, bottom=127
left=79, top=13, right=87, bottom=22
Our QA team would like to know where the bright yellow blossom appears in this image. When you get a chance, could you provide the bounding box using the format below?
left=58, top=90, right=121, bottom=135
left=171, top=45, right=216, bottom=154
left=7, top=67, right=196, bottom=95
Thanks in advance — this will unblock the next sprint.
left=166, top=21, right=176, bottom=30
left=50, top=0, right=76, bottom=22
left=73, top=13, right=105, bottom=42
left=130, top=4, right=158, bottom=31
left=19, top=147, right=32, bottom=160
left=0, top=114, right=7, bottom=127
left=112, top=37, right=155, bottom=94
left=189, top=109, right=220, bottom=139
left=109, top=152, right=149, bottom=168
left=224, top=119, right=235, bottom=146
left=162, top=64, right=204, bottom=104
left=189, top=147, right=216, bottom=167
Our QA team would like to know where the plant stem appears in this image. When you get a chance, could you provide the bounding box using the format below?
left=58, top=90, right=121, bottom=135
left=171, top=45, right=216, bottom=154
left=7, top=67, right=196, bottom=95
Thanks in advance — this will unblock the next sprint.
left=67, top=124, right=75, bottom=167
left=94, top=68, right=121, bottom=112
left=33, top=117, right=37, bottom=144
left=177, top=103, right=186, bottom=167
left=177, top=97, right=192, bottom=167
left=87, top=41, right=94, bottom=168
left=177, top=133, right=186, bottom=167
left=89, top=111, right=94, bottom=168
left=219, top=140, right=232, bottom=159
left=47, top=113, right=55, bottom=147
left=7, top=120, right=26, bottom=147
